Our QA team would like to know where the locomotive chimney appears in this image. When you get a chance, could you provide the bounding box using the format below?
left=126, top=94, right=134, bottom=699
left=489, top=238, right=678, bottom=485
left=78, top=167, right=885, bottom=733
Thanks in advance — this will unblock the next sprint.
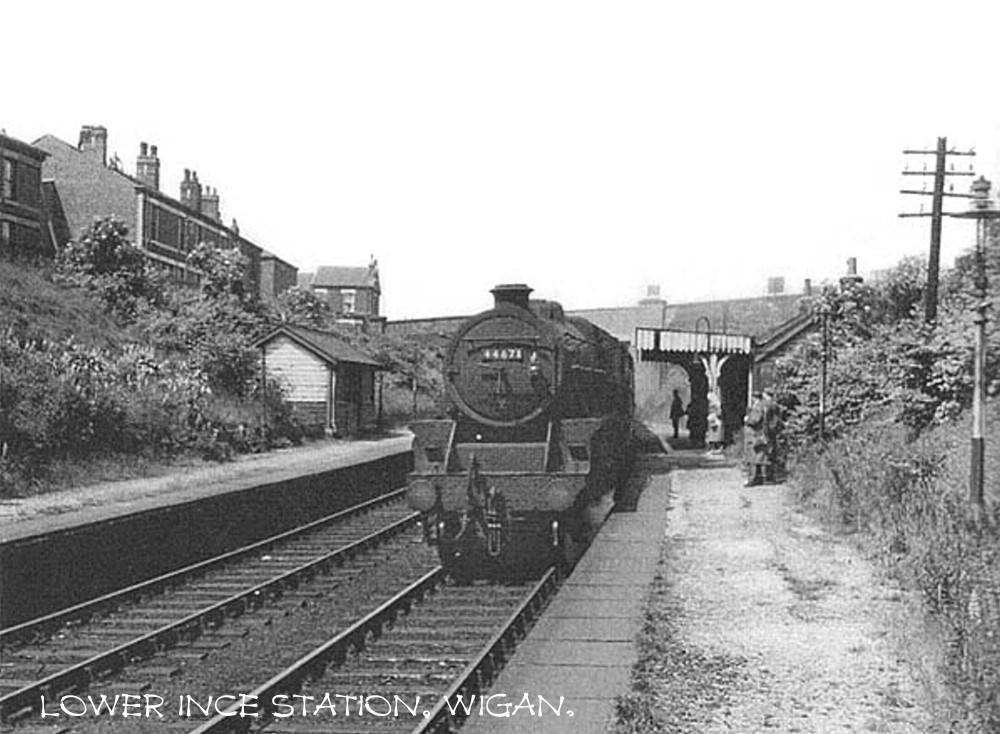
left=491, top=283, right=533, bottom=309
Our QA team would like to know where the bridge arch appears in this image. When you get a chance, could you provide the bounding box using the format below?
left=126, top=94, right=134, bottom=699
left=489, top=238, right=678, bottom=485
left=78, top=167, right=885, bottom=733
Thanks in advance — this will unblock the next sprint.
left=635, top=328, right=753, bottom=445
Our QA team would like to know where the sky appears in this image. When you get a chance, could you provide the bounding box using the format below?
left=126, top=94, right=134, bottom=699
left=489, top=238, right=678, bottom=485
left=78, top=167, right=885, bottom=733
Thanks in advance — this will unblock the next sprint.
left=5, top=1, right=1000, bottom=319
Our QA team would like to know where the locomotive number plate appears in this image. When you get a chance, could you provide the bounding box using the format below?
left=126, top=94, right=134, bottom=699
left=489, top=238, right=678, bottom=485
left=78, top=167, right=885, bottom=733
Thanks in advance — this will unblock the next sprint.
left=481, top=347, right=524, bottom=362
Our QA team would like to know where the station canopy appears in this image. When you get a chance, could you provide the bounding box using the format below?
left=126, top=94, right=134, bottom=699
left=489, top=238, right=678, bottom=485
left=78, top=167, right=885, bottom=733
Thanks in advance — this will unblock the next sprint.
left=635, top=327, right=753, bottom=360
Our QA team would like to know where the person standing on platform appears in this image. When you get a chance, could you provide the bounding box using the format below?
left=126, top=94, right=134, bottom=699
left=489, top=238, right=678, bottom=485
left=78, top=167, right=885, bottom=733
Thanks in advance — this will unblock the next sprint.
left=669, top=389, right=686, bottom=439
left=744, top=390, right=782, bottom=485
left=706, top=391, right=724, bottom=452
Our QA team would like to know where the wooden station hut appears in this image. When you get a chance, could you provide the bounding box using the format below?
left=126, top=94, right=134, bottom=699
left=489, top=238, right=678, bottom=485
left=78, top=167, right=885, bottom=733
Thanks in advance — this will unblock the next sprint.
left=253, top=325, right=382, bottom=436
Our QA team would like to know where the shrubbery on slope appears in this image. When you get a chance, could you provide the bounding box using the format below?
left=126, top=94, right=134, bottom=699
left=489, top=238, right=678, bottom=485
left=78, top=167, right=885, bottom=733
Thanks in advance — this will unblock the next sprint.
left=775, top=241, right=1000, bottom=728
left=0, top=218, right=440, bottom=496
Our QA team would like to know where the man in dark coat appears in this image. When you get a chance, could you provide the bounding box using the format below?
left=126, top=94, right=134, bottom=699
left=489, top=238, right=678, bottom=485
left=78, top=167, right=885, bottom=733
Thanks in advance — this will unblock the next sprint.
left=669, top=389, right=686, bottom=439
left=744, top=389, right=782, bottom=486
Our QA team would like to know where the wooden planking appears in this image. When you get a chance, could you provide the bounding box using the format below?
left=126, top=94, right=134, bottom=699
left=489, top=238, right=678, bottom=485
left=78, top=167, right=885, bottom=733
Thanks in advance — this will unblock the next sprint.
left=635, top=327, right=752, bottom=356
left=264, top=335, right=329, bottom=401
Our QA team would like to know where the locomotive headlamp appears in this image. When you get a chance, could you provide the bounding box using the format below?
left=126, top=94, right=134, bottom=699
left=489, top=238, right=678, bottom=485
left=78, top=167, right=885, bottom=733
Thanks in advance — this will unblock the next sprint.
left=407, top=479, right=437, bottom=512
left=543, top=483, right=575, bottom=512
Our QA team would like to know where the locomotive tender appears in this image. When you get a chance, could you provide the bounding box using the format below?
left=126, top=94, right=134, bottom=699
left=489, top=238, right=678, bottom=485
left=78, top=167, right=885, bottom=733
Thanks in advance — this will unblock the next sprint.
left=406, top=284, right=635, bottom=579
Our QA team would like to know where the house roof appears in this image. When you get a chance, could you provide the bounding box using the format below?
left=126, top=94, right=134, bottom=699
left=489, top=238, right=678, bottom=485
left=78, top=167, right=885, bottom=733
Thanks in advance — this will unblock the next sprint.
left=311, top=266, right=378, bottom=289
left=1, top=132, right=47, bottom=161
left=32, top=132, right=281, bottom=260
left=253, top=324, right=382, bottom=367
left=664, top=293, right=811, bottom=337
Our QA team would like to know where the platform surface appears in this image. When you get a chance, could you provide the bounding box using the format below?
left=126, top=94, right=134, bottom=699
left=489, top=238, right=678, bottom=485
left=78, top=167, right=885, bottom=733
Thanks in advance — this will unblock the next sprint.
left=0, top=433, right=412, bottom=543
left=463, top=462, right=672, bottom=734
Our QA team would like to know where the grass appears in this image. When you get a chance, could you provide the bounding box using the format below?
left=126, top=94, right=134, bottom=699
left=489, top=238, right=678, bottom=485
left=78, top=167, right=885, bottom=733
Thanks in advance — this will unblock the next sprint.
left=0, top=259, right=127, bottom=346
left=614, top=560, right=748, bottom=733
left=787, top=402, right=1000, bottom=732
left=1, top=451, right=207, bottom=499
left=612, top=466, right=747, bottom=733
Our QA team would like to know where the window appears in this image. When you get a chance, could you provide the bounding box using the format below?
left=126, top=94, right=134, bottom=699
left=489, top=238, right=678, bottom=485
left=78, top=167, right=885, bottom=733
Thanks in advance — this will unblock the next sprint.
left=1, top=159, right=14, bottom=200
left=341, top=289, right=357, bottom=313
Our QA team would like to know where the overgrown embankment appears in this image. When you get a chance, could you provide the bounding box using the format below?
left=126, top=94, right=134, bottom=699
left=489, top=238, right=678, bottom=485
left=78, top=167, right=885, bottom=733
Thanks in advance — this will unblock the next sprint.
left=792, top=410, right=1000, bottom=729
left=0, top=219, right=442, bottom=497
left=773, top=245, right=1000, bottom=730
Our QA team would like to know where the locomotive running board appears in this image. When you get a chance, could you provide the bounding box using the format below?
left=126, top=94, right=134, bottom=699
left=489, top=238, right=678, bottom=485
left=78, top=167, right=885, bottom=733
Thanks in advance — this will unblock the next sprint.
left=409, top=417, right=608, bottom=513
left=410, top=418, right=604, bottom=475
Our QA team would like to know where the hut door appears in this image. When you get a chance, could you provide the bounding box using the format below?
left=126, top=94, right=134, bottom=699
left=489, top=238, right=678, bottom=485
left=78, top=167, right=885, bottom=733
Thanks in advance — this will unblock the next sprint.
left=327, top=368, right=337, bottom=434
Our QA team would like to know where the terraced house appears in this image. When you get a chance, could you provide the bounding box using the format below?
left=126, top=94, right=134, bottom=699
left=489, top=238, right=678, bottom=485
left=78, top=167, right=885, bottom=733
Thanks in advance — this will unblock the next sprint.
left=35, top=125, right=297, bottom=301
left=0, top=131, right=49, bottom=260
left=298, top=259, right=384, bottom=331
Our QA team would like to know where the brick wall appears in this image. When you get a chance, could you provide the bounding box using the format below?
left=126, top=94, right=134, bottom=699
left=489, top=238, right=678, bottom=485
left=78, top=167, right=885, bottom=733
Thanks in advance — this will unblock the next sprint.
left=36, top=136, right=139, bottom=244
left=259, top=256, right=298, bottom=302
left=1, top=136, right=49, bottom=259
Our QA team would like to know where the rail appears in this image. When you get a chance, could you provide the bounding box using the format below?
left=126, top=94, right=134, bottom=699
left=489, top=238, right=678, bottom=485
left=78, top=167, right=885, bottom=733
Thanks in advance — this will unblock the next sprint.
left=415, top=567, right=557, bottom=733
left=186, top=567, right=446, bottom=734
left=0, top=492, right=417, bottom=722
left=0, top=488, right=406, bottom=647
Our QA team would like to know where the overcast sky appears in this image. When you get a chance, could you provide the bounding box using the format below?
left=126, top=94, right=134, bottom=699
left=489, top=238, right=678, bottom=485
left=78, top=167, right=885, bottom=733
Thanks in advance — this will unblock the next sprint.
left=5, top=1, right=1000, bottom=319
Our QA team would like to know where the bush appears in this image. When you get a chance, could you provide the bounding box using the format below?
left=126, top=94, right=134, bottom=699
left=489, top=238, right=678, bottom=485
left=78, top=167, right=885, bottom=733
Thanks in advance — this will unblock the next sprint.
left=774, top=245, right=1000, bottom=729
left=56, top=218, right=163, bottom=319
left=0, top=328, right=304, bottom=495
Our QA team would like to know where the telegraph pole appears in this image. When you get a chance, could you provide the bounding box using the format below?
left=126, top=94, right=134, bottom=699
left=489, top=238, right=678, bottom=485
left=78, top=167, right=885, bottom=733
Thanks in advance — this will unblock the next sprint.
left=899, top=138, right=976, bottom=322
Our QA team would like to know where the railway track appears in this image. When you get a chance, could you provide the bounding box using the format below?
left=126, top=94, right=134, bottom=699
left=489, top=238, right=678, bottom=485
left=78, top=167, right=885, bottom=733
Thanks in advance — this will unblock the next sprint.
left=0, top=489, right=420, bottom=724
left=187, top=567, right=558, bottom=734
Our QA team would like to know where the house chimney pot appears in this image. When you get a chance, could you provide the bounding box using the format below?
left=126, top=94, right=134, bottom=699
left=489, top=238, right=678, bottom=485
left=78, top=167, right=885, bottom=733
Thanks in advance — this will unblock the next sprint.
left=840, top=257, right=863, bottom=288
left=136, top=140, right=160, bottom=190
left=78, top=125, right=108, bottom=166
left=180, top=168, right=202, bottom=210
left=200, top=184, right=221, bottom=222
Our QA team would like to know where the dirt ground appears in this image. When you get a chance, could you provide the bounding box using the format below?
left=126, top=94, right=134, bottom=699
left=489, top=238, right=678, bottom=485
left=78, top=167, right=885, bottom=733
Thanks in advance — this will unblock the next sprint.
left=636, top=465, right=963, bottom=733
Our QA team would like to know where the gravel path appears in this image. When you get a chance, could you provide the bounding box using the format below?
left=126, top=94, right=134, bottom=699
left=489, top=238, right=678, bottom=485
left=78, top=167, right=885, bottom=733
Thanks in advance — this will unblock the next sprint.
left=639, top=466, right=959, bottom=733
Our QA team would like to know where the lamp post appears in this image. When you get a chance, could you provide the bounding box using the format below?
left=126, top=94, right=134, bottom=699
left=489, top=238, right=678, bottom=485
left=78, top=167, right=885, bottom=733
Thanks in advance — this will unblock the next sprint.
left=950, top=176, right=1000, bottom=506
left=818, top=298, right=831, bottom=441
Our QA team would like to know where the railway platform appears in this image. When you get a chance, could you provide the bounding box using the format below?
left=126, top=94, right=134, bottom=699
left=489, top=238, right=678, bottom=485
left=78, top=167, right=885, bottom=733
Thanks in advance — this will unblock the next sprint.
left=464, top=454, right=673, bottom=734
left=0, top=433, right=412, bottom=540
left=0, top=434, right=412, bottom=627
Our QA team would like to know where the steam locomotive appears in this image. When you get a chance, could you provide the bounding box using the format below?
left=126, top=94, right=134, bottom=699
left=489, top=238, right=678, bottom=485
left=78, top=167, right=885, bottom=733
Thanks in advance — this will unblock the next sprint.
left=406, top=284, right=634, bottom=580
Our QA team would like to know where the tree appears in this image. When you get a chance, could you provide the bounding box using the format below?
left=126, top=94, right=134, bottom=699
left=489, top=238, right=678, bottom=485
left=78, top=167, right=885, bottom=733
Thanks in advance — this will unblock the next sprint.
left=57, top=218, right=163, bottom=318
left=774, top=249, right=992, bottom=447
left=186, top=243, right=250, bottom=300
left=271, top=286, right=333, bottom=328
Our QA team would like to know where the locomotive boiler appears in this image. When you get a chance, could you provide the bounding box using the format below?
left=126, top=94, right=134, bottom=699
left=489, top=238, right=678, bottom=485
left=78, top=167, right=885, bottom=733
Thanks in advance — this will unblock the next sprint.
left=406, top=284, right=634, bottom=580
